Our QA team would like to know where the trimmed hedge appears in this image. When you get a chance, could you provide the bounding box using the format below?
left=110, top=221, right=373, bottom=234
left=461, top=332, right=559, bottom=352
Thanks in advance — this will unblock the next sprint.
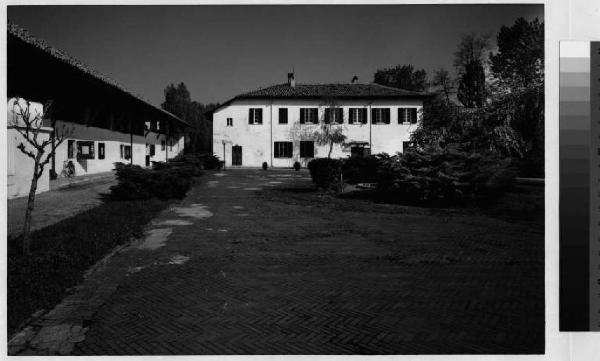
left=110, top=159, right=202, bottom=201
left=307, top=158, right=343, bottom=191
left=171, top=153, right=223, bottom=170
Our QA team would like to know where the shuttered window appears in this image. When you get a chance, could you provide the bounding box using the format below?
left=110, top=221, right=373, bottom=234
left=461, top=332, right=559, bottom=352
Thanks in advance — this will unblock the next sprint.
left=349, top=108, right=368, bottom=124
left=300, top=108, right=318, bottom=124
left=324, top=108, right=344, bottom=124
left=300, top=141, right=315, bottom=158
left=274, top=142, right=293, bottom=158
left=249, top=108, right=263, bottom=124
left=399, top=108, right=418, bottom=124
left=98, top=143, right=105, bottom=159
left=371, top=108, right=391, bottom=124
left=279, top=108, right=288, bottom=124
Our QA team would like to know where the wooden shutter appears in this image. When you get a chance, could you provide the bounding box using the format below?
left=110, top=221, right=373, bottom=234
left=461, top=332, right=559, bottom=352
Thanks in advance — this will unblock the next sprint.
left=385, top=108, right=390, bottom=124
left=349, top=109, right=355, bottom=123
left=256, top=109, right=263, bottom=124
left=410, top=108, right=417, bottom=124
left=300, top=109, right=305, bottom=124
left=249, top=108, right=254, bottom=124
left=324, top=109, right=331, bottom=124
left=311, top=108, right=318, bottom=123
left=362, top=108, right=368, bottom=124
left=336, top=108, right=343, bottom=123
left=398, top=108, right=405, bottom=123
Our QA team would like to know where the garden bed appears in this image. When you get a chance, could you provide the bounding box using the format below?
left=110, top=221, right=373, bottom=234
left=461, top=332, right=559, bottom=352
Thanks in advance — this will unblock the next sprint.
left=7, top=198, right=169, bottom=336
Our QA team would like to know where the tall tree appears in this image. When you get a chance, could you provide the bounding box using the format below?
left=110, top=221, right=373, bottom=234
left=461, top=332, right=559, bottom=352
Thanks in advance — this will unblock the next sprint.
left=453, top=32, right=491, bottom=75
left=431, top=68, right=455, bottom=105
left=490, top=17, right=544, bottom=89
left=373, top=64, right=428, bottom=92
left=457, top=60, right=486, bottom=108
left=161, top=82, right=192, bottom=120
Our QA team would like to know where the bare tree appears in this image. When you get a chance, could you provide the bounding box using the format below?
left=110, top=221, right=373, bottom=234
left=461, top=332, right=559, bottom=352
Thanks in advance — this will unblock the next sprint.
left=432, top=68, right=455, bottom=105
left=314, top=99, right=347, bottom=158
left=8, top=97, right=71, bottom=253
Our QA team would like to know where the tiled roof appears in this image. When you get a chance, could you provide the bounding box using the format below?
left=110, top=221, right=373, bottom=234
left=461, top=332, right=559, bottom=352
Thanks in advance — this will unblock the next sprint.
left=238, top=83, right=428, bottom=99
left=8, top=23, right=187, bottom=126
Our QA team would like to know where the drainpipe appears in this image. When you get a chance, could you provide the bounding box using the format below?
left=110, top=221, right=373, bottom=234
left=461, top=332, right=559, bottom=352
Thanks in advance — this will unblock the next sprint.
left=129, top=118, right=133, bottom=165
left=222, top=141, right=226, bottom=171
left=368, top=102, right=373, bottom=152
left=270, top=100, right=273, bottom=167
left=165, top=121, right=169, bottom=161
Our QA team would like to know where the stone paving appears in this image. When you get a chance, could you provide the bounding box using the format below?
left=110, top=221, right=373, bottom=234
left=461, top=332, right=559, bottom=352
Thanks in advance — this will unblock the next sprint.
left=9, top=168, right=544, bottom=354
left=7, top=172, right=116, bottom=239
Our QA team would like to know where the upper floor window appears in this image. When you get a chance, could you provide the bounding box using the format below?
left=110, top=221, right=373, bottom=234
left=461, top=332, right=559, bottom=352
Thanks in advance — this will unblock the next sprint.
left=300, top=108, right=318, bottom=124
left=274, top=141, right=293, bottom=158
left=371, top=108, right=391, bottom=124
left=249, top=108, right=263, bottom=124
left=227, top=118, right=233, bottom=126
left=399, top=108, right=418, bottom=124
left=349, top=108, right=368, bottom=124
left=324, top=108, right=344, bottom=124
left=279, top=108, right=288, bottom=124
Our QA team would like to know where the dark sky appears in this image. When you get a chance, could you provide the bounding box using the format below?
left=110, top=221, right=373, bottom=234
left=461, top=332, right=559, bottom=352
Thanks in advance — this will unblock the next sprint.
left=8, top=4, right=543, bottom=106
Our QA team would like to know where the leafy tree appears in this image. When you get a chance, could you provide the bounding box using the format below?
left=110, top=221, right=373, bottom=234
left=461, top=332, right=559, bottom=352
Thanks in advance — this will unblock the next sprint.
left=490, top=17, right=544, bottom=88
left=161, top=82, right=217, bottom=154
left=9, top=98, right=71, bottom=254
left=431, top=68, right=455, bottom=105
left=314, top=99, right=347, bottom=158
left=373, top=64, right=428, bottom=92
left=457, top=60, right=486, bottom=108
left=453, top=32, right=491, bottom=74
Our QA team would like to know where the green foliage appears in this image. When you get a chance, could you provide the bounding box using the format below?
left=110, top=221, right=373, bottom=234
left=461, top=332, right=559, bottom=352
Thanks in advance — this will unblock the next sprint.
left=293, top=161, right=301, bottom=171
left=375, top=146, right=516, bottom=206
left=342, top=155, right=382, bottom=184
left=8, top=198, right=167, bottom=334
left=170, top=152, right=223, bottom=170
left=307, top=158, right=343, bottom=191
left=457, top=60, right=486, bottom=108
left=373, top=64, right=428, bottom=92
left=110, top=159, right=202, bottom=201
left=490, top=17, right=544, bottom=88
left=161, top=82, right=219, bottom=154
left=262, top=162, right=268, bottom=170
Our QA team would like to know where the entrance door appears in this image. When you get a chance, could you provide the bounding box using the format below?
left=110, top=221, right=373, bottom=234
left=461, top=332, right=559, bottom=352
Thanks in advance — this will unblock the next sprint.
left=232, top=145, right=242, bottom=166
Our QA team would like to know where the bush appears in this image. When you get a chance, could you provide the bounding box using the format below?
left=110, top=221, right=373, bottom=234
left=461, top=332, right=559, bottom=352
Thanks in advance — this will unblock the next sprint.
left=375, top=145, right=516, bottom=206
left=110, top=162, right=197, bottom=200
left=342, top=155, right=381, bottom=184
left=262, top=162, right=268, bottom=170
left=307, top=158, right=343, bottom=191
left=294, top=161, right=301, bottom=171
left=171, top=153, right=222, bottom=170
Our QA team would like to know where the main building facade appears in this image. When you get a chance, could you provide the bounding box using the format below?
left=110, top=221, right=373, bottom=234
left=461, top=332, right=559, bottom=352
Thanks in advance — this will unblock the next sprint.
left=213, top=74, right=428, bottom=168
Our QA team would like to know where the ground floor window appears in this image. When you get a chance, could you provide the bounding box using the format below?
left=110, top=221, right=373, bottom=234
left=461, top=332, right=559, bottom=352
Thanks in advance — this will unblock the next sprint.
left=351, top=146, right=371, bottom=157
left=274, top=141, right=293, bottom=158
left=120, top=144, right=131, bottom=160
left=98, top=143, right=105, bottom=159
left=300, top=141, right=315, bottom=158
left=77, top=141, right=95, bottom=159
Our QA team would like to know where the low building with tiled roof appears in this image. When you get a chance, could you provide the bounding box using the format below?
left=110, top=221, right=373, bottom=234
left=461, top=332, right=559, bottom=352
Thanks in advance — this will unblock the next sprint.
left=7, top=23, right=188, bottom=199
left=213, top=73, right=429, bottom=168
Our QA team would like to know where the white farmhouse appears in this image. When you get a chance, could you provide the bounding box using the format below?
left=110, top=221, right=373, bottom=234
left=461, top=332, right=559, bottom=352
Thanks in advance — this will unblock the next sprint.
left=7, top=24, right=188, bottom=199
left=213, top=74, right=428, bottom=168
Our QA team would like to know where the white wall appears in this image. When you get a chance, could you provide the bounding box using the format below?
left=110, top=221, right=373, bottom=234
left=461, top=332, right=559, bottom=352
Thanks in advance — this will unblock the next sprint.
left=213, top=98, right=422, bottom=168
left=7, top=98, right=51, bottom=198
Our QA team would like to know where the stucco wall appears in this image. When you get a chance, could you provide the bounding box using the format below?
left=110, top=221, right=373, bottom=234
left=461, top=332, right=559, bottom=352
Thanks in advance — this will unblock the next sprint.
left=7, top=97, right=185, bottom=199
left=213, top=98, right=422, bottom=168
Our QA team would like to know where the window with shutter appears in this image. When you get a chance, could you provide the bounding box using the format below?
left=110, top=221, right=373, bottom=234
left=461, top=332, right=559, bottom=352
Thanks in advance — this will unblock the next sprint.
left=349, top=108, right=366, bottom=124
left=371, top=108, right=390, bottom=124
left=279, top=108, right=288, bottom=124
left=248, top=108, right=262, bottom=124
left=98, top=143, right=105, bottom=159
left=274, top=142, right=293, bottom=158
left=300, top=141, right=315, bottom=158
left=399, top=108, right=418, bottom=124
left=300, top=108, right=318, bottom=124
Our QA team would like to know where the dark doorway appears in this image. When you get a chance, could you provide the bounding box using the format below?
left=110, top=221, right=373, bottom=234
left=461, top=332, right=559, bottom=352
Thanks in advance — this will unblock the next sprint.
left=232, top=145, right=242, bottom=166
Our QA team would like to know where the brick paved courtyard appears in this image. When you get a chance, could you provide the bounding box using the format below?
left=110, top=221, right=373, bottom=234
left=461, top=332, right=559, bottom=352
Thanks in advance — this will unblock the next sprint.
left=59, top=169, right=543, bottom=354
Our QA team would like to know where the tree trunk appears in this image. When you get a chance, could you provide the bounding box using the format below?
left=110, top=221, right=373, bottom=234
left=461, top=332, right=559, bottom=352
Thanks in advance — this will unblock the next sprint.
left=22, top=158, right=41, bottom=254
left=328, top=141, right=334, bottom=158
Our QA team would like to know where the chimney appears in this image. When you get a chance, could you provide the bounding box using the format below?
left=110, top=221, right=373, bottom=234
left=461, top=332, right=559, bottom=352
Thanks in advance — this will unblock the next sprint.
left=351, top=75, right=358, bottom=84
left=287, top=72, right=295, bottom=87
